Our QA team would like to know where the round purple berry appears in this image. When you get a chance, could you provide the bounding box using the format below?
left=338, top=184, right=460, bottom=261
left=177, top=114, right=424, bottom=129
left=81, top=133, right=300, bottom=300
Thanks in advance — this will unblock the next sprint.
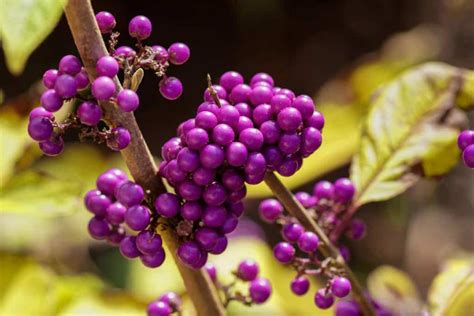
left=334, top=178, right=355, bottom=203
left=313, top=181, right=334, bottom=200
left=96, top=56, right=119, bottom=78
left=273, top=242, right=295, bottom=263
left=258, top=199, right=283, bottom=223
left=39, top=136, right=64, bottom=156
left=40, top=89, right=63, bottom=112
left=250, top=73, right=274, bottom=87
left=117, top=89, right=139, bottom=112
left=229, top=84, right=252, bottom=103
left=203, top=205, right=227, bottom=227
left=147, top=300, right=172, bottom=316
left=42, top=69, right=58, bottom=89
left=154, top=193, right=181, bottom=218
left=180, top=201, right=203, bottom=221
left=239, top=128, right=264, bottom=151
left=219, top=71, right=244, bottom=92
left=75, top=68, right=90, bottom=90
left=292, top=95, right=314, bottom=119
left=331, top=276, right=352, bottom=298
left=270, top=94, right=291, bottom=113
left=195, top=227, right=219, bottom=251
left=297, top=232, right=319, bottom=253
left=129, top=15, right=152, bottom=40
left=139, top=249, right=165, bottom=268
left=159, top=77, right=183, bottom=100
left=88, top=216, right=110, bottom=240
left=136, top=230, right=163, bottom=255
left=168, top=42, right=190, bottom=65
left=200, top=144, right=225, bottom=169
left=277, top=107, right=302, bottom=131
left=237, top=259, right=259, bottom=281
left=108, top=127, right=131, bottom=151
left=54, top=74, right=77, bottom=98
left=291, top=276, right=310, bottom=296
left=458, top=130, right=474, bottom=150
left=315, top=289, right=334, bottom=309
left=96, top=11, right=116, bottom=33
left=77, top=101, right=102, bottom=126
left=226, top=142, right=248, bottom=167
left=116, top=181, right=144, bottom=207
left=192, top=167, right=215, bottom=186
left=125, top=205, right=151, bottom=231
left=249, top=277, right=272, bottom=304
left=120, top=236, right=141, bottom=259
left=463, top=144, right=474, bottom=168
left=152, top=45, right=169, bottom=63
left=281, top=223, right=304, bottom=243
left=29, top=107, right=53, bottom=120
left=59, top=55, right=82, bottom=75
left=92, top=76, right=115, bottom=100
left=28, top=117, right=53, bottom=141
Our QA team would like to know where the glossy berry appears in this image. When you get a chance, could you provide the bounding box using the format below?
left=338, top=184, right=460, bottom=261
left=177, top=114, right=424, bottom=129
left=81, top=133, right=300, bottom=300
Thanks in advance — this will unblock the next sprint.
left=200, top=144, right=225, bottom=169
left=108, top=127, right=131, bottom=151
left=291, top=276, right=310, bottom=296
left=315, top=289, right=334, bottom=309
left=236, top=116, right=254, bottom=133
left=88, top=216, right=110, bottom=240
left=237, top=259, right=259, bottom=281
left=229, top=84, right=252, bottom=104
left=249, top=85, right=273, bottom=106
left=222, top=169, right=245, bottom=191
left=226, top=142, right=248, bottom=167
left=259, top=199, right=283, bottom=222
left=120, top=236, right=141, bottom=259
left=136, top=230, right=163, bottom=255
left=96, top=56, right=119, bottom=78
left=218, top=105, right=240, bottom=128
left=168, top=42, right=190, bottom=65
left=334, top=178, right=355, bottom=203
left=39, top=136, right=64, bottom=156
left=277, top=107, right=302, bottom=131
left=292, top=95, right=314, bottom=119
left=96, top=11, right=116, bottom=33
left=203, top=205, right=227, bottom=227
left=463, top=144, right=474, bottom=168
left=235, top=102, right=253, bottom=117
left=260, top=121, right=281, bottom=144
left=279, top=132, right=301, bottom=155
left=92, top=76, right=115, bottom=100
left=129, top=15, right=152, bottom=40
left=458, top=130, right=474, bottom=150
left=192, top=167, right=215, bottom=186
left=334, top=301, right=361, bottom=316
left=141, top=249, right=166, bottom=268
left=75, top=68, right=90, bottom=90
left=219, top=71, right=244, bottom=92
left=209, top=235, right=228, bottom=254
left=152, top=45, right=169, bottom=63
left=159, top=292, right=182, bottom=308
left=297, top=232, right=319, bottom=253
left=331, top=276, right=352, bottom=298
left=54, top=74, right=77, bottom=98
left=42, top=69, right=58, bottom=89
left=117, top=89, right=140, bottom=112
left=159, top=77, right=183, bottom=100
left=177, top=147, right=200, bottom=172
left=212, top=124, right=235, bottom=146
left=77, top=101, right=102, bottom=126
left=282, top=223, right=304, bottom=243
left=116, top=181, right=144, bottom=207
left=180, top=201, right=203, bottom=221
left=154, top=193, right=181, bottom=218
left=313, top=181, right=334, bottom=200
left=252, top=104, right=273, bottom=126
left=114, top=46, right=136, bottom=58
left=28, top=117, right=53, bottom=141
left=40, top=89, right=63, bottom=112
left=59, top=55, right=82, bottom=75
left=273, top=242, right=295, bottom=263
left=147, top=300, right=172, bottom=316
left=203, top=182, right=227, bottom=206
left=249, top=277, right=272, bottom=304
left=195, top=227, right=219, bottom=251
left=239, top=128, right=264, bottom=151
left=196, top=111, right=218, bottom=130
left=306, top=111, right=325, bottom=130
left=178, top=180, right=203, bottom=201
left=250, top=73, right=274, bottom=87
left=106, top=202, right=127, bottom=225
left=29, top=107, right=53, bottom=120
left=177, top=241, right=202, bottom=267
left=125, top=205, right=150, bottom=231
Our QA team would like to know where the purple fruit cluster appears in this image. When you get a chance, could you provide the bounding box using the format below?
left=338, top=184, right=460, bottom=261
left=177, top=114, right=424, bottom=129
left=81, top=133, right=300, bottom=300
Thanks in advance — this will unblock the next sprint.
left=147, top=292, right=182, bottom=316
left=85, top=168, right=166, bottom=268
left=204, top=260, right=272, bottom=305
left=458, top=130, right=474, bottom=168
left=257, top=178, right=364, bottom=310
left=97, top=11, right=189, bottom=100
left=156, top=71, right=324, bottom=268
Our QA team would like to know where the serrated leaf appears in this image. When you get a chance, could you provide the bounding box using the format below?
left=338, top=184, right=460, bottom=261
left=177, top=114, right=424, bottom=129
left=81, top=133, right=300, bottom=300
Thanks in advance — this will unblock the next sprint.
left=0, top=0, right=66, bottom=75
left=350, top=63, right=473, bottom=206
left=367, top=265, right=421, bottom=314
left=428, top=258, right=474, bottom=316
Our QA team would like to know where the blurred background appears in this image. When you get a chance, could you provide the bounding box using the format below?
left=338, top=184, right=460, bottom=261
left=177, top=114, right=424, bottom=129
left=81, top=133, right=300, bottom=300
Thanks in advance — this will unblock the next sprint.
left=0, top=0, right=473, bottom=315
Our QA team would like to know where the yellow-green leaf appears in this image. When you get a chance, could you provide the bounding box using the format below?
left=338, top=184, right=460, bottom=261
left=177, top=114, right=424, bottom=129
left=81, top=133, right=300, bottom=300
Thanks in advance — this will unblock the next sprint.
left=367, top=265, right=421, bottom=314
left=428, top=258, right=474, bottom=316
left=0, top=0, right=66, bottom=75
left=350, top=63, right=473, bottom=207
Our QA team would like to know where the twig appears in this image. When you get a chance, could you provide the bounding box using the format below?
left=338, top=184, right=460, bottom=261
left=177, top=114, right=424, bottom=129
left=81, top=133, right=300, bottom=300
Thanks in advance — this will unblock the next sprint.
left=264, top=172, right=376, bottom=315
left=63, top=1, right=225, bottom=315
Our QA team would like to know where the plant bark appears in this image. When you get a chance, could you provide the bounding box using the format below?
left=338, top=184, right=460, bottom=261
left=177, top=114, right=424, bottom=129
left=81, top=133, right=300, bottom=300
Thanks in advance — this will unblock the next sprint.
left=63, top=1, right=225, bottom=315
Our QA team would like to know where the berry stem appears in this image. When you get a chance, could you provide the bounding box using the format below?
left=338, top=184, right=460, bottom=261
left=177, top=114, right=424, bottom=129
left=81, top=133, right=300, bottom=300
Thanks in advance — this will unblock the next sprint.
left=207, top=74, right=222, bottom=107
left=263, top=172, right=376, bottom=315
left=63, top=1, right=225, bottom=315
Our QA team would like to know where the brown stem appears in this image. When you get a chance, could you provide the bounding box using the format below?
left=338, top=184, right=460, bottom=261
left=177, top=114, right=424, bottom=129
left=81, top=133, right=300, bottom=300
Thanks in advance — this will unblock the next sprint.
left=63, top=1, right=225, bottom=315
left=264, top=172, right=375, bottom=315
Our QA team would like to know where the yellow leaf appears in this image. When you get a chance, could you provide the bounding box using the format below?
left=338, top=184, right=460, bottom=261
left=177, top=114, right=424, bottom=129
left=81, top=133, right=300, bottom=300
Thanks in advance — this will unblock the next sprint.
left=350, top=63, right=473, bottom=206
left=0, top=0, right=66, bottom=75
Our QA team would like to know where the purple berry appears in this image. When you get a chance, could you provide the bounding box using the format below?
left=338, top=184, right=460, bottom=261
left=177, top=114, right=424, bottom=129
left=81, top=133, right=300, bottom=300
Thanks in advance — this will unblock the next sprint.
left=129, top=15, right=152, bottom=40
left=88, top=216, right=110, bottom=240
left=291, top=276, right=310, bottom=296
left=204, top=85, right=227, bottom=102
left=154, top=193, right=181, bottom=218
left=116, top=181, right=144, bottom=207
left=54, top=74, right=77, bottom=98
left=458, top=130, right=474, bottom=150
left=244, top=152, right=266, bottom=176
left=92, top=76, right=115, bottom=100
left=192, top=167, right=215, bottom=186
left=107, top=227, right=126, bottom=245
left=177, top=241, right=202, bottom=267
left=313, top=181, right=334, bottom=200
left=159, top=77, right=183, bottom=100
left=40, top=89, right=63, bottom=112
left=180, top=201, right=203, bottom=221
left=315, top=289, right=334, bottom=309
left=277, top=107, right=302, bottom=131
left=200, top=144, right=225, bottom=169
left=227, top=201, right=244, bottom=217
left=203, top=182, right=227, bottom=206
left=226, top=142, right=248, bottom=167
left=249, top=277, right=272, bottom=304
left=252, top=104, right=273, bottom=126
left=221, top=213, right=238, bottom=233
left=245, top=172, right=266, bottom=185
left=147, top=300, right=172, bottom=316
left=239, top=128, right=264, bottom=151
left=250, top=73, right=274, bottom=87
left=258, top=199, right=283, bottom=222
left=152, top=45, right=169, bottom=63
left=178, top=180, right=203, bottom=201
left=30, top=107, right=53, bottom=120
left=159, top=292, right=182, bottom=308
left=212, top=123, right=235, bottom=146
left=263, top=146, right=284, bottom=170
left=59, top=55, right=82, bottom=75
left=96, top=11, right=116, bottom=33
left=249, top=86, right=273, bottom=106
left=195, top=227, right=219, bottom=251
left=168, top=42, right=190, bottom=65
left=297, top=232, right=319, bottom=253
left=260, top=121, right=281, bottom=144
left=237, top=259, right=259, bottom=281
left=42, top=69, right=58, bottom=89
left=106, top=202, right=127, bottom=225
left=331, top=276, right=352, bottom=298
left=77, top=101, right=102, bottom=126
left=236, top=116, right=254, bottom=133
left=209, top=235, right=228, bottom=254
left=270, top=94, right=291, bottom=113
left=177, top=147, right=200, bottom=172
left=281, top=223, right=304, bottom=243
left=114, top=46, right=136, bottom=58
left=218, top=105, right=240, bottom=128
left=28, top=117, right=53, bottom=141
left=227, top=186, right=247, bottom=203
left=230, top=84, right=252, bottom=103
left=140, top=248, right=166, bottom=268
left=301, top=127, right=322, bottom=157
left=203, top=205, right=227, bottom=227
left=277, top=157, right=299, bottom=177
left=125, top=205, right=151, bottom=231
left=75, top=68, right=90, bottom=90
left=276, top=88, right=295, bottom=100
left=292, top=95, right=314, bottom=119
left=39, top=136, right=64, bottom=156
left=222, top=169, right=245, bottom=191
left=463, top=144, right=474, bottom=168
left=334, top=178, right=355, bottom=203
left=196, top=111, right=218, bottom=130
left=117, top=89, right=140, bottom=112
left=136, top=230, right=163, bottom=255
left=295, top=191, right=313, bottom=208
left=235, top=102, right=253, bottom=117
left=273, top=242, right=295, bottom=263
left=197, top=102, right=220, bottom=115
left=120, top=236, right=141, bottom=259
left=161, top=137, right=182, bottom=161
left=335, top=301, right=361, bottom=316
left=219, top=71, right=244, bottom=92
left=306, top=111, right=325, bottom=130
left=278, top=132, right=301, bottom=155
left=96, top=56, right=119, bottom=78
left=108, top=127, right=131, bottom=151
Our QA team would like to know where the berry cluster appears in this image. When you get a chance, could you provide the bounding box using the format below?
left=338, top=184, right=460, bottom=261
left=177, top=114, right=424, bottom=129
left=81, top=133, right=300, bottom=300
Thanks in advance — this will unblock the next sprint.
left=204, top=259, right=272, bottom=306
left=258, top=178, right=365, bottom=310
left=147, top=291, right=182, bottom=316
left=85, top=168, right=167, bottom=268
left=156, top=71, right=324, bottom=268
left=28, top=12, right=189, bottom=156
left=458, top=130, right=474, bottom=168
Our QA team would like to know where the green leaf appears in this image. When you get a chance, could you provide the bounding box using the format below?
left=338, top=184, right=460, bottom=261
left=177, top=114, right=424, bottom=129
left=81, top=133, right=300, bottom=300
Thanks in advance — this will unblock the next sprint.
left=367, top=265, right=421, bottom=314
left=428, top=258, right=474, bottom=316
left=350, top=63, right=474, bottom=206
left=0, top=0, right=66, bottom=75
